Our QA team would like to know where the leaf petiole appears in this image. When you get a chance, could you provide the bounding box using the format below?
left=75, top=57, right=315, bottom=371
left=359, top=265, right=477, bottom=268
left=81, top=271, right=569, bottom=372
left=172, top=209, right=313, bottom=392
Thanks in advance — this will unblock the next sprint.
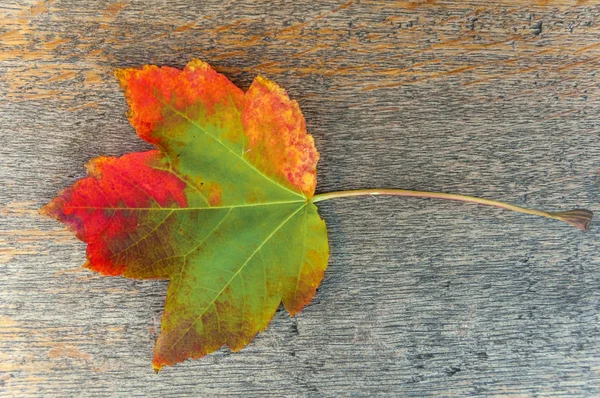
left=311, top=189, right=593, bottom=232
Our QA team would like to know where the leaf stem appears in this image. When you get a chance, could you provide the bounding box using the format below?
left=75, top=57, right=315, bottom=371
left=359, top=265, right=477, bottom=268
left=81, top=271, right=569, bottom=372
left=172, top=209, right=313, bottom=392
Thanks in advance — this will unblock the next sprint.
left=311, top=189, right=593, bottom=232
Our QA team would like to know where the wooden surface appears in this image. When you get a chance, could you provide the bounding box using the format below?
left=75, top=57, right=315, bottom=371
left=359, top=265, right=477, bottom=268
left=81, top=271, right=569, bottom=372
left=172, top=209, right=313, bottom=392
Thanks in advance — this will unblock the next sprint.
left=1, top=0, right=600, bottom=396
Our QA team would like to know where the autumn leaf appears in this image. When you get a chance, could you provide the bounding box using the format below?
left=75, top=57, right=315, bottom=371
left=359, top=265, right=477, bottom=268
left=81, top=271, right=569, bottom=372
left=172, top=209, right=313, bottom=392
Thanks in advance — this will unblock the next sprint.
left=41, top=59, right=329, bottom=371
left=41, top=59, right=592, bottom=370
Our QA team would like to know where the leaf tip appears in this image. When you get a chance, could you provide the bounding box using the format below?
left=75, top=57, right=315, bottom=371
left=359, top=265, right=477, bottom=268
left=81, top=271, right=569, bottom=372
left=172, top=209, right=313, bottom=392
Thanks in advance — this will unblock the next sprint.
left=84, top=156, right=108, bottom=179
left=39, top=196, right=63, bottom=220
left=113, top=68, right=129, bottom=86
left=253, top=74, right=284, bottom=96
left=184, top=58, right=210, bottom=72
left=38, top=202, right=51, bottom=217
left=550, top=209, right=593, bottom=232
left=282, top=301, right=302, bottom=318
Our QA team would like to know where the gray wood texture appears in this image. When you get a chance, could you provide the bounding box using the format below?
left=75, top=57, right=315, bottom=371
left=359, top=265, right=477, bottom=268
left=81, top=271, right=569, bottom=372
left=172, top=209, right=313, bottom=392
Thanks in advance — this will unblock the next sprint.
left=1, top=0, right=600, bottom=396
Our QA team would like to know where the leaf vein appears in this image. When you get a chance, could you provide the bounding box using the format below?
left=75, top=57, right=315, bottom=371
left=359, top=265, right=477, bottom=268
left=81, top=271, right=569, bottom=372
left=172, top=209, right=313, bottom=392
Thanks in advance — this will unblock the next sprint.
left=168, top=203, right=306, bottom=352
left=155, top=96, right=304, bottom=200
left=107, top=210, right=174, bottom=262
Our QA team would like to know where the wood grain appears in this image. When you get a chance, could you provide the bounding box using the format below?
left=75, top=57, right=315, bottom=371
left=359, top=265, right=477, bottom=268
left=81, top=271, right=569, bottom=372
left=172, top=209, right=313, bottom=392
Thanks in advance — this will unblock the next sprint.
left=1, top=0, right=599, bottom=396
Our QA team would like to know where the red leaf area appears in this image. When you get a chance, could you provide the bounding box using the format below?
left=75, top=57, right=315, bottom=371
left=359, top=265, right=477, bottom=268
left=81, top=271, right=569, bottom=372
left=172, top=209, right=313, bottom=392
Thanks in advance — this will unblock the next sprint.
left=117, top=61, right=244, bottom=149
left=118, top=60, right=318, bottom=197
left=41, top=151, right=186, bottom=276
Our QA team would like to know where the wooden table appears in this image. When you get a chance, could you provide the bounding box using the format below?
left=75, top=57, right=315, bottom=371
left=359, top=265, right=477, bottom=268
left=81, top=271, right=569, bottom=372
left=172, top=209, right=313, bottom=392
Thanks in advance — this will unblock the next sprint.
left=2, top=1, right=599, bottom=396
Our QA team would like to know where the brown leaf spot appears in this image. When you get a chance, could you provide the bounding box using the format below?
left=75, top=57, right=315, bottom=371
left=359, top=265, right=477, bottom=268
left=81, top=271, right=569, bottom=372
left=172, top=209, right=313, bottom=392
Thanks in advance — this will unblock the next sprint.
left=208, top=183, right=223, bottom=206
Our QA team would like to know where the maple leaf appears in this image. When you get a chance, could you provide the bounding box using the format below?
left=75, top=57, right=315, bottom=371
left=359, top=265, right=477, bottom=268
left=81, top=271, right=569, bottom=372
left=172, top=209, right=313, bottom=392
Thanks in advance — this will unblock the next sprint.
left=41, top=59, right=592, bottom=370
left=41, top=59, right=329, bottom=370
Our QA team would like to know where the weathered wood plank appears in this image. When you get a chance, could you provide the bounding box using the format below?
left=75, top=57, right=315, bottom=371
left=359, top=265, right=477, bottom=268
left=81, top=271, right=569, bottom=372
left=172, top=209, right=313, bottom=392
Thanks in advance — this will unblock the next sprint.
left=1, top=0, right=599, bottom=396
